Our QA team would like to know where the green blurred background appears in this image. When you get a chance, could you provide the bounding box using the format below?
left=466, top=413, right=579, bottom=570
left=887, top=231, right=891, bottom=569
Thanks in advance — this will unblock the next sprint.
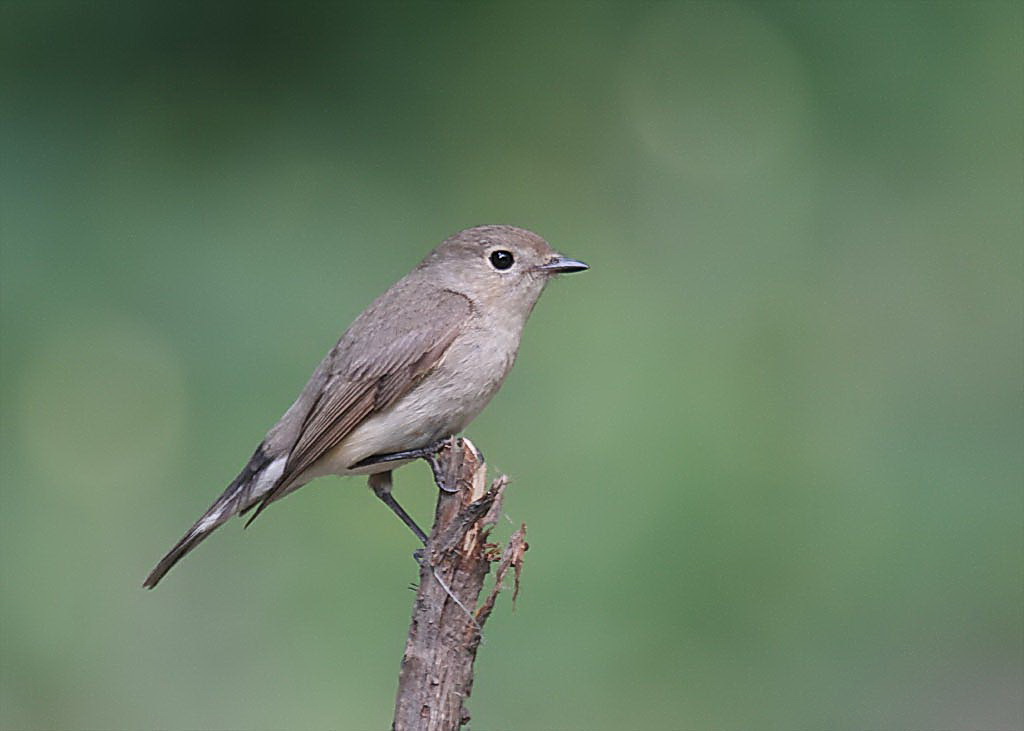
left=2, top=2, right=1021, bottom=729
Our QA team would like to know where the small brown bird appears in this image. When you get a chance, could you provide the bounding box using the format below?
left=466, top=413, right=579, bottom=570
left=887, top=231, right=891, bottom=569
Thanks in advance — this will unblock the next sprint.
left=144, top=225, right=587, bottom=588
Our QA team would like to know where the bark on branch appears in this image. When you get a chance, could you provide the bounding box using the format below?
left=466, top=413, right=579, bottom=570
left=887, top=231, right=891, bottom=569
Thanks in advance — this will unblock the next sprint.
left=391, top=437, right=527, bottom=731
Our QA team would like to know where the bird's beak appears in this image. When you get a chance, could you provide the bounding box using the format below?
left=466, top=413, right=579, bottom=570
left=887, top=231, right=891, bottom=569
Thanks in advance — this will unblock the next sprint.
left=536, top=254, right=589, bottom=274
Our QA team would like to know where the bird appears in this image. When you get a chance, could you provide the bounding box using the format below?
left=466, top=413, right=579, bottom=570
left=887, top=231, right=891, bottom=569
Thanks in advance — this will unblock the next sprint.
left=143, top=224, right=588, bottom=588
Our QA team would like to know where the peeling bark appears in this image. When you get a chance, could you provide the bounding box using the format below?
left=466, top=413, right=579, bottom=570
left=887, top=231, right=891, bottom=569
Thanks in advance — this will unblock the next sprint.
left=391, top=438, right=526, bottom=731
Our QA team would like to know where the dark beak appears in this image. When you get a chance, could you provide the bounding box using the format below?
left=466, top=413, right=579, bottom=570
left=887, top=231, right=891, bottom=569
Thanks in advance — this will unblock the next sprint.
left=537, top=255, right=589, bottom=274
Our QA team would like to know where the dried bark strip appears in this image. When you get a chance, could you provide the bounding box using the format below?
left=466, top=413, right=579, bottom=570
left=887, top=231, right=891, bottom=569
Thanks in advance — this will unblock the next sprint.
left=391, top=438, right=526, bottom=731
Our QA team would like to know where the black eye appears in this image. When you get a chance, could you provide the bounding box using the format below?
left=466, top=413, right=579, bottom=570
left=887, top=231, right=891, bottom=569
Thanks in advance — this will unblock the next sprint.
left=489, top=250, right=514, bottom=270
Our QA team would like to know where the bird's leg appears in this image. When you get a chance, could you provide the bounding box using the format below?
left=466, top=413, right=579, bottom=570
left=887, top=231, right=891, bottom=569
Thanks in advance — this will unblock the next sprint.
left=352, top=436, right=460, bottom=493
left=367, top=471, right=428, bottom=544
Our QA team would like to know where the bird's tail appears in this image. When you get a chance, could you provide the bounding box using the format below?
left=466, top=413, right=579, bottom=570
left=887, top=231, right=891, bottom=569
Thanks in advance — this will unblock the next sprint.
left=142, top=447, right=286, bottom=589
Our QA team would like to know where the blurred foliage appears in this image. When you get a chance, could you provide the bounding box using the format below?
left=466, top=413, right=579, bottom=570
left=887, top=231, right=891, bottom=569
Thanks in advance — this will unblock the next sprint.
left=1, top=2, right=1021, bottom=729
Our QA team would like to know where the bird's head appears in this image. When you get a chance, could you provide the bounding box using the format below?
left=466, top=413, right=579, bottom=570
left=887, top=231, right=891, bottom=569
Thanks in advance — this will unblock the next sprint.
left=421, top=224, right=588, bottom=316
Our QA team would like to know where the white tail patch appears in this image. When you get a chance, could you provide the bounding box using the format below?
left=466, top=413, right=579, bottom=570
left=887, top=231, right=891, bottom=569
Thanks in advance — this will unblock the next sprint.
left=193, top=456, right=286, bottom=535
left=195, top=506, right=225, bottom=534
left=251, top=455, right=286, bottom=499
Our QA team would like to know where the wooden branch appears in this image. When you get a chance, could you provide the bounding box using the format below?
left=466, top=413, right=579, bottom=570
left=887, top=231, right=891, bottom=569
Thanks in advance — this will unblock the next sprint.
left=391, top=437, right=528, bottom=731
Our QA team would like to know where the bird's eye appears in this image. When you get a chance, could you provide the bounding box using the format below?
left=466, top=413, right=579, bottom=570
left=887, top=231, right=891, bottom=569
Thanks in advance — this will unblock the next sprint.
left=489, top=250, right=514, bottom=270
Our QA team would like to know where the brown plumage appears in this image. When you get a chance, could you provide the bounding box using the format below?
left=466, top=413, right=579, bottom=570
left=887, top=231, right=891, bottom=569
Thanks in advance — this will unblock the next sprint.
left=143, top=225, right=587, bottom=588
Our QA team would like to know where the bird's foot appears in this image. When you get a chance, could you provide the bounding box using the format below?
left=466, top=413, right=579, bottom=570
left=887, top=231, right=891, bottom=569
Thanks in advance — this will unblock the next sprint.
left=424, top=437, right=460, bottom=494
left=353, top=436, right=460, bottom=493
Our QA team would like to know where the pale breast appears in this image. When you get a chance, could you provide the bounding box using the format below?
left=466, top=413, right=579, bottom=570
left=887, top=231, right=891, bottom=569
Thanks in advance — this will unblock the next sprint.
left=305, top=315, right=523, bottom=479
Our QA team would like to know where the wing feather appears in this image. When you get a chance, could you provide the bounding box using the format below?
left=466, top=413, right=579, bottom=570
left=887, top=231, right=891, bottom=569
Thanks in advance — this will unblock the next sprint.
left=246, top=285, right=471, bottom=521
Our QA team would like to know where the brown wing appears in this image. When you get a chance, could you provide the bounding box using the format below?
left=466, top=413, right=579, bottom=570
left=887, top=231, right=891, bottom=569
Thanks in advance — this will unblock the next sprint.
left=284, top=328, right=458, bottom=481
left=246, top=285, right=471, bottom=522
